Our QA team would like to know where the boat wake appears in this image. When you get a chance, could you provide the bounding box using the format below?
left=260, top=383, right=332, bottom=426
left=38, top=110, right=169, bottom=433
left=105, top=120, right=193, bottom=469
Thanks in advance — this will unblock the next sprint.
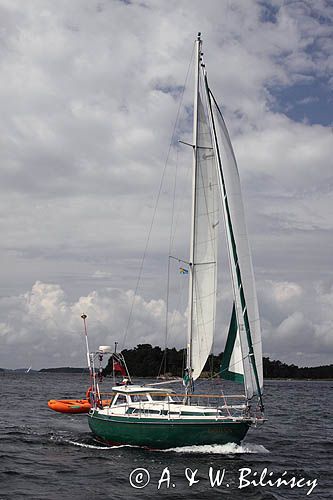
left=162, top=442, right=269, bottom=454
left=50, top=433, right=268, bottom=453
left=64, top=438, right=138, bottom=450
left=65, top=439, right=112, bottom=450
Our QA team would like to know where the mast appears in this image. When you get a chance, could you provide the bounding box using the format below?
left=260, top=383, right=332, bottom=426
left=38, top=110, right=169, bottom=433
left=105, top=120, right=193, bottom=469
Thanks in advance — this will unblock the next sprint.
left=186, top=32, right=201, bottom=392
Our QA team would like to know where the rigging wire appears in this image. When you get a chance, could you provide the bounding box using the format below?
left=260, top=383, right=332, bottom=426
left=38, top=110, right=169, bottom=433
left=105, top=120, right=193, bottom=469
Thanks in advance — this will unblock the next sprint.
left=121, top=42, right=195, bottom=350
left=158, top=147, right=179, bottom=377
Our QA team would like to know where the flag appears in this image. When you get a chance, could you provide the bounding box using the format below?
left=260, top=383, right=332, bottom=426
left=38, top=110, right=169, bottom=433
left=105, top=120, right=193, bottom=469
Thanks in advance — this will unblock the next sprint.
left=183, top=370, right=190, bottom=386
left=113, top=360, right=126, bottom=376
left=179, top=267, right=189, bottom=274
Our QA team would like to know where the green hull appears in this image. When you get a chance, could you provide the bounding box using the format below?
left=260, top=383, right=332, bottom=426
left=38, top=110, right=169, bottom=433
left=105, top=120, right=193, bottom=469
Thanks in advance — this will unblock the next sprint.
left=88, top=410, right=250, bottom=449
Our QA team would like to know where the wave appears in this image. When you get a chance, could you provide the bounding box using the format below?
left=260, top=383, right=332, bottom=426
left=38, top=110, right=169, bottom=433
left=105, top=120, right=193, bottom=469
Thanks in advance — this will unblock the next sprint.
left=162, top=442, right=270, bottom=454
left=63, top=438, right=139, bottom=450
left=49, top=433, right=268, bottom=454
left=66, top=439, right=133, bottom=450
left=65, top=440, right=115, bottom=450
left=49, top=432, right=141, bottom=450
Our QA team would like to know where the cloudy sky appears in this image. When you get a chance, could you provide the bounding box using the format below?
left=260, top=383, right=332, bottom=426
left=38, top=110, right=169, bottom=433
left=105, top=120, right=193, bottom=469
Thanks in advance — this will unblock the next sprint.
left=0, top=0, right=332, bottom=370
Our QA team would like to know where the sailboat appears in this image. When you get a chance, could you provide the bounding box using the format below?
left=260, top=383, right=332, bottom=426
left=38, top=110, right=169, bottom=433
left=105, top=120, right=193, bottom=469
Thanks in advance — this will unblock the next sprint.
left=87, top=33, right=264, bottom=448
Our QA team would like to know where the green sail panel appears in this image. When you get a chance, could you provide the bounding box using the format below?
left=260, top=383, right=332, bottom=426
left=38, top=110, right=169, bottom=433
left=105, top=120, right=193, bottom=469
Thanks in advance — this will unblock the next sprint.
left=220, top=303, right=244, bottom=384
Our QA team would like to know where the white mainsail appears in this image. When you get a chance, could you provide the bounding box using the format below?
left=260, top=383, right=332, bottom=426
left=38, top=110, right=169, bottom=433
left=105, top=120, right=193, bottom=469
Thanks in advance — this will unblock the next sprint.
left=189, top=94, right=219, bottom=381
left=209, top=94, right=263, bottom=400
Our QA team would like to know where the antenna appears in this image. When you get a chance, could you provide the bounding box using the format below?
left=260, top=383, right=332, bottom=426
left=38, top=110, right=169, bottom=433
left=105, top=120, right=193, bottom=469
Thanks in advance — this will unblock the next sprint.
left=81, top=313, right=92, bottom=377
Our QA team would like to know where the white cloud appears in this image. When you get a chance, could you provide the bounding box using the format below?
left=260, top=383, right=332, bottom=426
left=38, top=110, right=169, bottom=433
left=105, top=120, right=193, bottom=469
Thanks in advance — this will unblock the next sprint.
left=270, top=281, right=303, bottom=302
left=0, top=281, right=186, bottom=369
left=0, top=0, right=332, bottom=367
left=258, top=279, right=333, bottom=365
left=0, top=279, right=332, bottom=369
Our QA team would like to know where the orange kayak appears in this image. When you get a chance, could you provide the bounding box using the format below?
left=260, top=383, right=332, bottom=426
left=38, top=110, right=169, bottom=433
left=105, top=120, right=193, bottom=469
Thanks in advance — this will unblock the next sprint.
left=48, top=398, right=110, bottom=414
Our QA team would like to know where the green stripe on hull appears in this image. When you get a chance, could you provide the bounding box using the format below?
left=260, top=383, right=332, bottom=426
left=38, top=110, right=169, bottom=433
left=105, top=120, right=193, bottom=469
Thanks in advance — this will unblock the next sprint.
left=88, top=411, right=250, bottom=449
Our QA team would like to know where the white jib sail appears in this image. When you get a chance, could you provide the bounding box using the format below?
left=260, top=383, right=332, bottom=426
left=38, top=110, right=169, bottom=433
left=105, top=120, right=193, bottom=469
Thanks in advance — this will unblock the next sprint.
left=211, top=99, right=263, bottom=399
left=190, top=94, right=219, bottom=381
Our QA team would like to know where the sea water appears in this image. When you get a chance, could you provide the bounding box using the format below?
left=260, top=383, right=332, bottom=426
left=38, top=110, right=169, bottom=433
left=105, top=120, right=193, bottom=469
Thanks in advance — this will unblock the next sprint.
left=0, top=373, right=331, bottom=499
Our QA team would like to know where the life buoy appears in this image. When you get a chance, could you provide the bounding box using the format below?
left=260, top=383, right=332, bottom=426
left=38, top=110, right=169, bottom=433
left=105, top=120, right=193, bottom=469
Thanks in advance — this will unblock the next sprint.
left=86, top=386, right=93, bottom=399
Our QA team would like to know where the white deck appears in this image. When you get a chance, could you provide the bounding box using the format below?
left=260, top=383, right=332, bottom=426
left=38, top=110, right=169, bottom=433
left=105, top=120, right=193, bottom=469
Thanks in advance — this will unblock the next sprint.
left=98, top=401, right=248, bottom=421
left=95, top=386, right=250, bottom=422
left=111, top=384, right=175, bottom=394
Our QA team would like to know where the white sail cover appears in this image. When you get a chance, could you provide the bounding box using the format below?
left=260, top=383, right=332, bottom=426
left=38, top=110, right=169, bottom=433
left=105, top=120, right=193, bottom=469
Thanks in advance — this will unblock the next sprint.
left=211, top=99, right=263, bottom=399
left=190, top=95, right=219, bottom=381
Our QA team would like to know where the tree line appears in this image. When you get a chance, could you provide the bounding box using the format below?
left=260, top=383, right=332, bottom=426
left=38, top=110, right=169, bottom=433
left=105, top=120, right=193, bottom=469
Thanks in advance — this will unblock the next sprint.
left=102, top=343, right=333, bottom=379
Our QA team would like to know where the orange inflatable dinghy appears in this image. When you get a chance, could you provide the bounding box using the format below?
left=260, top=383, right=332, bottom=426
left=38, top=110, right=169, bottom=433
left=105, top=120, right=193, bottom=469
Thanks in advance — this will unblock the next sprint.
left=48, top=399, right=92, bottom=414
left=48, top=398, right=112, bottom=414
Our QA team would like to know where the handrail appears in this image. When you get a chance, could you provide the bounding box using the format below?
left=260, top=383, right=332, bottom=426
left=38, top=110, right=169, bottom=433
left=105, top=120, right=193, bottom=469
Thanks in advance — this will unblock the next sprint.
left=172, top=393, right=246, bottom=399
left=98, top=391, right=246, bottom=400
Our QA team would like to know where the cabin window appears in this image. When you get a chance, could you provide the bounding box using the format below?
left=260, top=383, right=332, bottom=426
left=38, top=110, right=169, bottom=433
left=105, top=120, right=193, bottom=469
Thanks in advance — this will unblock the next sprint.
left=151, top=394, right=166, bottom=402
left=113, top=394, right=127, bottom=406
left=130, top=394, right=149, bottom=403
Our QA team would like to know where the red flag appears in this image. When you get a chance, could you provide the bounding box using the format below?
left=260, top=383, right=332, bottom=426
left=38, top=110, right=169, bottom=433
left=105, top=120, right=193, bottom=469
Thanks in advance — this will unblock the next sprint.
left=113, top=360, right=126, bottom=376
